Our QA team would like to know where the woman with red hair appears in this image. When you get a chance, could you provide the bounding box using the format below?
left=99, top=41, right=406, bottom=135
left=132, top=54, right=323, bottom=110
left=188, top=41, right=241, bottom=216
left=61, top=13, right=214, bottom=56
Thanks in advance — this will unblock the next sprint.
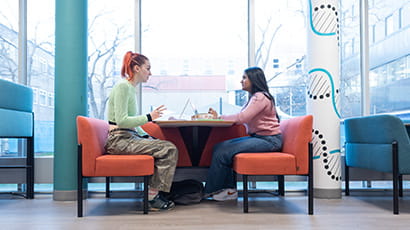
left=104, top=51, right=178, bottom=211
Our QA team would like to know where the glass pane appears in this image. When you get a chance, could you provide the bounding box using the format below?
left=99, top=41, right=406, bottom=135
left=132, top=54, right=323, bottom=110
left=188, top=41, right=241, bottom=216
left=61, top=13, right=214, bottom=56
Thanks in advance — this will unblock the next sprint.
left=87, top=0, right=134, bottom=120
left=340, top=0, right=361, bottom=118
left=28, top=0, right=55, bottom=157
left=0, top=0, right=18, bottom=82
left=255, top=0, right=307, bottom=118
left=403, top=2, right=410, bottom=28
left=141, top=0, right=247, bottom=119
left=368, top=0, right=410, bottom=115
left=0, top=1, right=20, bottom=157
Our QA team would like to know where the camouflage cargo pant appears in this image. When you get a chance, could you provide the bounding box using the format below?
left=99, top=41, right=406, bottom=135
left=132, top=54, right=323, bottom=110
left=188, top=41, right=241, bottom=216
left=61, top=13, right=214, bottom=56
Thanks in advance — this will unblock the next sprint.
left=104, top=129, right=178, bottom=193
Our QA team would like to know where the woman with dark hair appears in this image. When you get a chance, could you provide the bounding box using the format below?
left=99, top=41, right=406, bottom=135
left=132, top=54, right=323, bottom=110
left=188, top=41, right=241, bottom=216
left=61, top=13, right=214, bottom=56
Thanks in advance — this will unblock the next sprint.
left=205, top=67, right=282, bottom=201
left=104, top=51, right=178, bottom=211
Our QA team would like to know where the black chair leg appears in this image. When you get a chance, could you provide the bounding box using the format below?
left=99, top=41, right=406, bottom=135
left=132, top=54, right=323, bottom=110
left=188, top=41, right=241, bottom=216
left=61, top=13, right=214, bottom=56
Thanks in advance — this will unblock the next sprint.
left=278, top=175, right=285, bottom=196
left=399, top=175, right=403, bottom=197
left=78, top=176, right=83, bottom=217
left=308, top=174, right=313, bottom=215
left=27, top=136, right=34, bottom=199
left=243, top=175, right=248, bottom=213
left=77, top=145, right=83, bottom=217
left=234, top=171, right=238, bottom=190
left=345, top=164, right=350, bottom=196
left=105, top=177, right=110, bottom=198
left=143, top=176, right=149, bottom=214
left=308, top=142, right=314, bottom=215
left=392, top=141, right=399, bottom=215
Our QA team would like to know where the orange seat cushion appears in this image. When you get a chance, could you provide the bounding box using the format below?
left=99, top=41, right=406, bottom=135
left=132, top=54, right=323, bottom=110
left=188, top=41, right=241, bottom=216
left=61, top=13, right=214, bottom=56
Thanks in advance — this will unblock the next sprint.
left=93, top=155, right=154, bottom=177
left=233, top=152, right=297, bottom=175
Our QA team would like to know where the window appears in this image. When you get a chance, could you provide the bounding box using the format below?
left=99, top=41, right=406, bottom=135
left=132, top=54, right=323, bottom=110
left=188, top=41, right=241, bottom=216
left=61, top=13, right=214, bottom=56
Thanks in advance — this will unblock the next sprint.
left=273, top=59, right=280, bottom=69
left=341, top=0, right=410, bottom=119
left=368, top=0, right=410, bottom=115
left=340, top=0, right=361, bottom=118
left=47, top=92, right=54, bottom=107
left=28, top=0, right=55, bottom=155
left=374, top=21, right=385, bottom=42
left=371, top=24, right=376, bottom=43
left=39, top=90, right=47, bottom=106
left=402, top=3, right=410, bottom=28
left=398, top=8, right=403, bottom=29
left=385, top=14, right=394, bottom=36
left=33, top=88, right=38, bottom=105
left=255, top=0, right=307, bottom=117
left=140, top=0, right=247, bottom=119
left=87, top=0, right=134, bottom=120
left=369, top=57, right=410, bottom=114
left=0, top=1, right=23, bottom=165
left=39, top=58, right=47, bottom=74
left=3, top=0, right=408, bottom=194
left=0, top=0, right=18, bottom=82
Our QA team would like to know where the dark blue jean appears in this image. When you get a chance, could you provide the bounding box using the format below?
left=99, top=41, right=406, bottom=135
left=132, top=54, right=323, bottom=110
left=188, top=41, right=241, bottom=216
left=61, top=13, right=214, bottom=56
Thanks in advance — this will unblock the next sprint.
left=204, top=133, right=282, bottom=194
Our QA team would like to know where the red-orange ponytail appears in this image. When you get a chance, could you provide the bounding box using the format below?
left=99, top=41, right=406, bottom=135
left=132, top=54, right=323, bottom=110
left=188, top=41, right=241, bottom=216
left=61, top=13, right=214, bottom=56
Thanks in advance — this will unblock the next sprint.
left=120, top=51, right=149, bottom=81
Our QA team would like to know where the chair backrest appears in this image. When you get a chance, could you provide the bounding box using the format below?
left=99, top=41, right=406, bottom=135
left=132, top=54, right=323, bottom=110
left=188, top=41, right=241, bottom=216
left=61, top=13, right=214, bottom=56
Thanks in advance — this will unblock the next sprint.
left=76, top=116, right=109, bottom=176
left=280, top=115, right=313, bottom=174
left=344, top=114, right=410, bottom=173
left=0, top=78, right=33, bottom=113
left=0, top=79, right=33, bottom=137
left=141, top=122, right=165, bottom=139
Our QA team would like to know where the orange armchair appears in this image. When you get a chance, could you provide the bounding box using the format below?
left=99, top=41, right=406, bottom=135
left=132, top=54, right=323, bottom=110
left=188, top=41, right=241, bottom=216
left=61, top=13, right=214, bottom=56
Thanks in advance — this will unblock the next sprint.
left=233, top=115, right=314, bottom=214
left=76, top=116, right=154, bottom=217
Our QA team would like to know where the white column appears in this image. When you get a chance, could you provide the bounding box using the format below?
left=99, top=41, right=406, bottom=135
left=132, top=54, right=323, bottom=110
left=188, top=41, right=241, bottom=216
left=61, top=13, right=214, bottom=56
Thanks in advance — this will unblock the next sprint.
left=307, top=0, right=341, bottom=198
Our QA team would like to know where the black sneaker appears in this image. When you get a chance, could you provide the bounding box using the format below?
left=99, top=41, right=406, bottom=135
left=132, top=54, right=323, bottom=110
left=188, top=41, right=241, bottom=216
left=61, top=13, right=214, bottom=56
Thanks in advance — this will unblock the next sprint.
left=149, top=194, right=175, bottom=211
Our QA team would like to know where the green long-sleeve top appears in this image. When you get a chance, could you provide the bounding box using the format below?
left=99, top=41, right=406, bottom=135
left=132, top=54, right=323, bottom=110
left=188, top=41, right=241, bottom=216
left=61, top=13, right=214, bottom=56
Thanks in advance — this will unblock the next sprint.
left=107, top=79, right=149, bottom=136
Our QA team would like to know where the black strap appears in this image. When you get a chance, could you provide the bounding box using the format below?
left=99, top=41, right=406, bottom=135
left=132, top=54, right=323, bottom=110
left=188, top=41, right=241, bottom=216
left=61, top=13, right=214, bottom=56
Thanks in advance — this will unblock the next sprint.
left=109, top=121, right=117, bottom=125
left=146, top=114, right=152, bottom=122
left=109, top=128, right=153, bottom=139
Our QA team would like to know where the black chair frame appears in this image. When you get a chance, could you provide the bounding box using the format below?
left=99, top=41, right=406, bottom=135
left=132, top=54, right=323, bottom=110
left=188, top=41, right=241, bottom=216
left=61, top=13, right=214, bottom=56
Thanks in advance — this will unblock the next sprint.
left=345, top=141, right=403, bottom=214
left=77, top=144, right=150, bottom=217
left=0, top=113, right=34, bottom=199
left=239, top=142, right=313, bottom=214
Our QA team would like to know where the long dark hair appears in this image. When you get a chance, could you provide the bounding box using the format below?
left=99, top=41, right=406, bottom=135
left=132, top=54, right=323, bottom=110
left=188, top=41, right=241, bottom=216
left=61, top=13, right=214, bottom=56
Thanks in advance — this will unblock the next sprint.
left=244, top=67, right=280, bottom=121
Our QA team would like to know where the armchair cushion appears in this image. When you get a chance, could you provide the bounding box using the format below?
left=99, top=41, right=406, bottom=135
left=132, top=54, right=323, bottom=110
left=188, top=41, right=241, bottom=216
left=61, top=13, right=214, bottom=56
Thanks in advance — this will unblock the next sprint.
left=0, top=79, right=33, bottom=137
left=232, top=115, right=314, bottom=214
left=0, top=78, right=33, bottom=112
left=0, top=78, right=34, bottom=198
left=76, top=115, right=154, bottom=216
left=77, top=116, right=108, bottom=176
left=233, top=152, right=296, bottom=175
left=95, top=155, right=154, bottom=176
left=233, top=115, right=313, bottom=175
left=0, top=108, right=33, bottom=137
left=344, top=115, right=410, bottom=174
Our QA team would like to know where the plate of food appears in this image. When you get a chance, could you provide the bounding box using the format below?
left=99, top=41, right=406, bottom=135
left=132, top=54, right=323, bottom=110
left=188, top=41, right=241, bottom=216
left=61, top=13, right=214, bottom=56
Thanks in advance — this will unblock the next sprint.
left=191, top=113, right=214, bottom=120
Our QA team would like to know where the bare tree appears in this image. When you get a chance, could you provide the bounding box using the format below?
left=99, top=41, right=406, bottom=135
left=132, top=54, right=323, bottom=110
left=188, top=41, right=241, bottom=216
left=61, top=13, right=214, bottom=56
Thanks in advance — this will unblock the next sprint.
left=87, top=14, right=132, bottom=119
left=0, top=36, right=18, bottom=82
left=255, top=16, right=282, bottom=70
left=0, top=20, right=53, bottom=86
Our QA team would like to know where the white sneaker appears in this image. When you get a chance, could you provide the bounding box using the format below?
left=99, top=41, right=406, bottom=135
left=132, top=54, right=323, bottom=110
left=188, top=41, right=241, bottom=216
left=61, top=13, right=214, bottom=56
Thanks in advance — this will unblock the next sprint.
left=212, top=188, right=238, bottom=201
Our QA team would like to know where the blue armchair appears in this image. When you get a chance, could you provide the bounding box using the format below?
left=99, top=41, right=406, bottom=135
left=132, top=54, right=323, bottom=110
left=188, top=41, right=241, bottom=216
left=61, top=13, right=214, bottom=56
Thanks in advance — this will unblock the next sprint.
left=0, top=78, right=34, bottom=198
left=344, top=114, right=410, bottom=214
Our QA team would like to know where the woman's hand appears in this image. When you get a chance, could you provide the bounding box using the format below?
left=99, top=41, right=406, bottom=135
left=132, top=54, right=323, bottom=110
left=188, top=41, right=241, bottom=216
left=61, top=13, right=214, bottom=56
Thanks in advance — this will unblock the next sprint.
left=150, top=105, right=166, bottom=120
left=208, top=107, right=218, bottom=119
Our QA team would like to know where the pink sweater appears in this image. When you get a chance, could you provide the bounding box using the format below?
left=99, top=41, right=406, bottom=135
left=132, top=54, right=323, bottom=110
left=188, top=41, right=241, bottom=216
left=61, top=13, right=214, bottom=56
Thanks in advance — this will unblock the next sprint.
left=221, top=92, right=281, bottom=136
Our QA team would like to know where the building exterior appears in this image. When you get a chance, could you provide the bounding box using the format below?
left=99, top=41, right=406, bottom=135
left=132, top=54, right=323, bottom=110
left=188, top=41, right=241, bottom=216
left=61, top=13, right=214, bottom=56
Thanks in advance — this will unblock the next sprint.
left=0, top=23, right=54, bottom=154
